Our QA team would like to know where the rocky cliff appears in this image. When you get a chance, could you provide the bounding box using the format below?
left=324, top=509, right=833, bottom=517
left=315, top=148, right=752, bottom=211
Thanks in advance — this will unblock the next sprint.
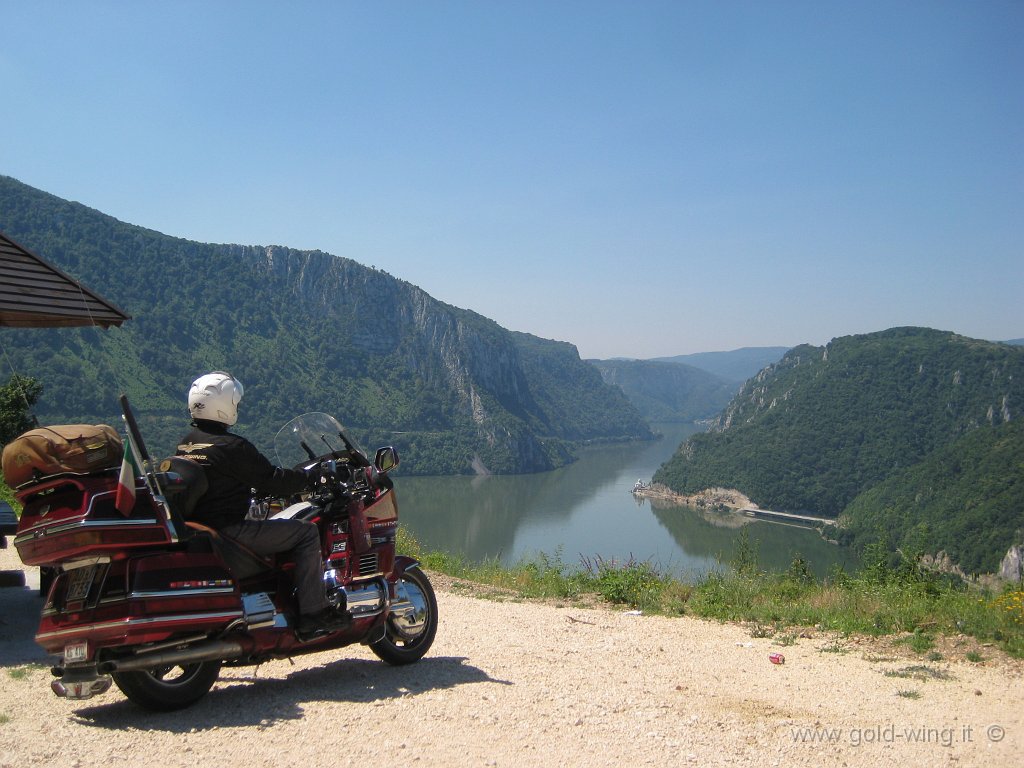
left=0, top=175, right=651, bottom=474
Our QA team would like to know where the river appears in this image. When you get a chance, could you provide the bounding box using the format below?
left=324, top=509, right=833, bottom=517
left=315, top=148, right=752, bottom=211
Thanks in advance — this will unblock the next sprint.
left=397, top=422, right=856, bottom=580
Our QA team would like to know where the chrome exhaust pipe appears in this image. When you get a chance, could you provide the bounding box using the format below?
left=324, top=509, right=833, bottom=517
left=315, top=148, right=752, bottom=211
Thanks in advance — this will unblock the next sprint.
left=98, top=639, right=244, bottom=674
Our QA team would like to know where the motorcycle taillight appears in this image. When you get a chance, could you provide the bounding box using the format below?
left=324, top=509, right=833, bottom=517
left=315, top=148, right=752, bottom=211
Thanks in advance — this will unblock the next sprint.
left=16, top=522, right=172, bottom=566
left=64, top=526, right=171, bottom=553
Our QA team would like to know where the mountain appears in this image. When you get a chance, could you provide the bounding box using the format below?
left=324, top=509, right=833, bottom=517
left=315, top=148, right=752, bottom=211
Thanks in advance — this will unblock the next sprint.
left=653, top=327, right=1024, bottom=573
left=840, top=418, right=1023, bottom=574
left=587, top=359, right=737, bottom=422
left=652, top=347, right=790, bottom=383
left=0, top=175, right=652, bottom=474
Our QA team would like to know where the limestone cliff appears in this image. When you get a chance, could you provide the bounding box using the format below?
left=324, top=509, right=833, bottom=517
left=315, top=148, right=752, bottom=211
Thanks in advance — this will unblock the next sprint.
left=0, top=175, right=652, bottom=475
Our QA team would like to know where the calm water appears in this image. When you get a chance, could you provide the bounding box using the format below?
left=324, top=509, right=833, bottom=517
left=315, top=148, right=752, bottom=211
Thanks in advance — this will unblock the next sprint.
left=397, top=423, right=856, bottom=580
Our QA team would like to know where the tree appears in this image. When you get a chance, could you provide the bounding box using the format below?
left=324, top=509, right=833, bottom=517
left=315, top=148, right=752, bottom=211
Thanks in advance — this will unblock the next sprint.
left=0, top=374, right=42, bottom=445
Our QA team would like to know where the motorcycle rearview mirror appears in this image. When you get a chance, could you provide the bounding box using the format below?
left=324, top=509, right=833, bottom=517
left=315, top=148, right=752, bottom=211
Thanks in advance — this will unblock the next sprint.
left=374, top=446, right=399, bottom=474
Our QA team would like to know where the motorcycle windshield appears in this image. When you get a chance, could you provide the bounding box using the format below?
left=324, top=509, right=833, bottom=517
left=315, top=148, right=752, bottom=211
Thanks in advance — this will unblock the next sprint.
left=273, top=412, right=367, bottom=469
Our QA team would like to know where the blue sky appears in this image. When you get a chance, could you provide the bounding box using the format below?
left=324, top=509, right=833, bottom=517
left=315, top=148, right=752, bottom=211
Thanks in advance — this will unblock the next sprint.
left=2, top=1, right=1021, bottom=359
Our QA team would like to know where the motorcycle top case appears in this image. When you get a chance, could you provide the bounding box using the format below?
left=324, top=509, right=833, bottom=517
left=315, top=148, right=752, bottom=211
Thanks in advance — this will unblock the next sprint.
left=2, top=424, right=122, bottom=488
left=14, top=473, right=173, bottom=567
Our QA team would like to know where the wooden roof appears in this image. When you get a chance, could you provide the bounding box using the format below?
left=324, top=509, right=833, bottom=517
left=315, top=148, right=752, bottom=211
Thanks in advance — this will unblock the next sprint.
left=0, top=232, right=130, bottom=328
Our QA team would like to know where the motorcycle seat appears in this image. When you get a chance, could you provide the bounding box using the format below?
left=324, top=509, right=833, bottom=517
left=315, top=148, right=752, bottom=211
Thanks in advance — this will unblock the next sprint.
left=184, top=521, right=277, bottom=580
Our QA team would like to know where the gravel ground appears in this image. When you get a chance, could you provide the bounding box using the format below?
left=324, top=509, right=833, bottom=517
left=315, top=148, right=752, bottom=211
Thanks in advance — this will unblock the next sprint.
left=0, top=547, right=1020, bottom=768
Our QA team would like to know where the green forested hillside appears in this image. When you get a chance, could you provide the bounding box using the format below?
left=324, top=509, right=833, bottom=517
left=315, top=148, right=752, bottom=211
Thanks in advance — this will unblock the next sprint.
left=840, top=418, right=1023, bottom=573
left=588, top=358, right=737, bottom=422
left=0, top=175, right=651, bottom=473
left=654, top=327, right=1024, bottom=573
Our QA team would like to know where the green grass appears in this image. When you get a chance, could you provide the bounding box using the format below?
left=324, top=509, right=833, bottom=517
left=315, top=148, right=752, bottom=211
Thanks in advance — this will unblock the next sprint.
left=0, top=483, right=19, bottom=514
left=6, top=664, right=45, bottom=681
left=883, top=665, right=954, bottom=681
left=819, top=640, right=849, bottom=654
left=398, top=528, right=1024, bottom=659
left=896, top=629, right=936, bottom=654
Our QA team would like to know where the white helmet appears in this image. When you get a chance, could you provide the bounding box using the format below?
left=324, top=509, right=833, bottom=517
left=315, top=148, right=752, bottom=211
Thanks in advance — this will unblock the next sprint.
left=188, top=371, right=244, bottom=426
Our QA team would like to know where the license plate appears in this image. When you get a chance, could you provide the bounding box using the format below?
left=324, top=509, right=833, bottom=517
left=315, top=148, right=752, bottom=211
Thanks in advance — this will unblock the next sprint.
left=64, top=641, right=88, bottom=663
left=65, top=566, right=96, bottom=602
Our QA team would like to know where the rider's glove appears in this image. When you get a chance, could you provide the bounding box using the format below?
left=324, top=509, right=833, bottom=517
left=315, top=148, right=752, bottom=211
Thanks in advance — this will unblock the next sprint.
left=304, top=467, right=322, bottom=488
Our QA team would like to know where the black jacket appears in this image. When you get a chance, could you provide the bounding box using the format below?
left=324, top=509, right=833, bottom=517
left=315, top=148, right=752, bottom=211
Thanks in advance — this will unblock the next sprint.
left=176, top=419, right=308, bottom=529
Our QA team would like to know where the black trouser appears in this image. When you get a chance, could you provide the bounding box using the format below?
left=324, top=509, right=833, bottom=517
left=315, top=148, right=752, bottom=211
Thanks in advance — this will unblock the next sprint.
left=220, top=519, right=326, bottom=616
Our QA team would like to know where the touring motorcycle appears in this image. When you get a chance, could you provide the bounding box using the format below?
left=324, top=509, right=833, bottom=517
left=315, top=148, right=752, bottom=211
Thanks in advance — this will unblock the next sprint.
left=11, top=398, right=438, bottom=710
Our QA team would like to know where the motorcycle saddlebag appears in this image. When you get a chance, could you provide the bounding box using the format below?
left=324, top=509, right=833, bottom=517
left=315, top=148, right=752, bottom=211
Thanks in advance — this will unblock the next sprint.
left=2, top=424, right=123, bottom=488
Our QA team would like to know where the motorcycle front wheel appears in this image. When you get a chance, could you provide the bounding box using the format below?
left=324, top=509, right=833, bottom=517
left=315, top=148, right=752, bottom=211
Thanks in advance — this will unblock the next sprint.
left=371, top=566, right=438, bottom=665
left=113, top=660, right=222, bottom=711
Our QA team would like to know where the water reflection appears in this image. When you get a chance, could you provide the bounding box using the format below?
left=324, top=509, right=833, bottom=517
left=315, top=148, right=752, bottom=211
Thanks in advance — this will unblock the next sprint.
left=398, top=423, right=856, bottom=579
left=643, top=499, right=856, bottom=576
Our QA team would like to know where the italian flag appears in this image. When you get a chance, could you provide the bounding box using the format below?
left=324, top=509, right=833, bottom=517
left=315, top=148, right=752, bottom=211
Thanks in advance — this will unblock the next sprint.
left=114, top=438, right=141, bottom=515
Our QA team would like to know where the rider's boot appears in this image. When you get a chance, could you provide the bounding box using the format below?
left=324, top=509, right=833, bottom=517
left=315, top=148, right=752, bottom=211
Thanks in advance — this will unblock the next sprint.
left=296, top=606, right=353, bottom=639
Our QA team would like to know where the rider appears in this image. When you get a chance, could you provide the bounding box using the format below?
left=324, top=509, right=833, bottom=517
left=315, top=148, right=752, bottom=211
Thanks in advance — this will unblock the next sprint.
left=176, top=371, right=350, bottom=637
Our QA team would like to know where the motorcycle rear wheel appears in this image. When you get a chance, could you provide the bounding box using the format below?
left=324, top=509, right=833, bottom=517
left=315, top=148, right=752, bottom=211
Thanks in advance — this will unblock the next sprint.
left=371, top=566, right=438, bottom=665
left=113, top=660, right=222, bottom=711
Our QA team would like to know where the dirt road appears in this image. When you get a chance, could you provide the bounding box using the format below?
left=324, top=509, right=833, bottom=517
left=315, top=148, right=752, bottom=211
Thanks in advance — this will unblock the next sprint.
left=0, top=548, right=1019, bottom=767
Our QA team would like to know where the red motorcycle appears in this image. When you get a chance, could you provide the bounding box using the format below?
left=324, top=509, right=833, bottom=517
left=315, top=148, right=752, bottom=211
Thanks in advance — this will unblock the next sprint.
left=11, top=399, right=438, bottom=710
